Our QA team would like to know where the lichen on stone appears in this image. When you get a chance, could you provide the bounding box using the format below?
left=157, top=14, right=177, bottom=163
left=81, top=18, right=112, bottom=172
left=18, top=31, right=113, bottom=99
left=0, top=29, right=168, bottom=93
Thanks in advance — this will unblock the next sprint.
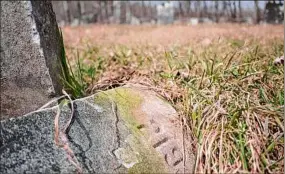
left=125, top=134, right=168, bottom=174
left=93, top=87, right=143, bottom=133
left=93, top=87, right=168, bottom=173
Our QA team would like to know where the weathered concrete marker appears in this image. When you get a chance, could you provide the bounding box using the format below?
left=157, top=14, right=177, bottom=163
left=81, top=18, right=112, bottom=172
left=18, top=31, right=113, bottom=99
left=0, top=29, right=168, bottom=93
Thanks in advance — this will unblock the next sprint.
left=0, top=1, right=63, bottom=119
left=0, top=85, right=195, bottom=173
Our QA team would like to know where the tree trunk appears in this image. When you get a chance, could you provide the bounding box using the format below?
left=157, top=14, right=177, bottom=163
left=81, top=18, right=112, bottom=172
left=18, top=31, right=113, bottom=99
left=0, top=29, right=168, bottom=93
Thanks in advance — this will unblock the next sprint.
left=222, top=1, right=227, bottom=17
left=254, top=0, right=261, bottom=24
left=111, top=1, right=114, bottom=16
left=215, top=0, right=219, bottom=23
left=232, top=1, right=237, bottom=20
left=99, top=1, right=103, bottom=23
left=63, top=1, right=71, bottom=24
left=228, top=1, right=233, bottom=19
left=141, top=1, right=145, bottom=19
left=195, top=1, right=201, bottom=18
left=120, top=1, right=126, bottom=24
left=77, top=1, right=82, bottom=25
left=148, top=1, right=152, bottom=19
left=104, top=1, right=108, bottom=23
left=238, top=0, right=242, bottom=20
left=203, top=1, right=208, bottom=17
left=179, top=2, right=184, bottom=18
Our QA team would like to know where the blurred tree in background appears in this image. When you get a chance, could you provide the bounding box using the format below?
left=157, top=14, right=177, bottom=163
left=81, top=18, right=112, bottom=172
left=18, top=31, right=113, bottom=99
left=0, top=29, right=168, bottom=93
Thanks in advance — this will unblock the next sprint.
left=52, top=0, right=284, bottom=26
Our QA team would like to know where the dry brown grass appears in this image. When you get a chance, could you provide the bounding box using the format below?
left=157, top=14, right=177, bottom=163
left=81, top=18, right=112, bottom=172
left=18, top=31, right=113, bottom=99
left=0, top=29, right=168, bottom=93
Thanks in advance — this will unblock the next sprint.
left=63, top=24, right=283, bottom=48
left=62, top=24, right=284, bottom=173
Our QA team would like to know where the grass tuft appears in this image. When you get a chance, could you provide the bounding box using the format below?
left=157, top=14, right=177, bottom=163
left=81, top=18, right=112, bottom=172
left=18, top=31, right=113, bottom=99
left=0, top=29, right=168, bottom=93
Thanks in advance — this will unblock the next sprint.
left=58, top=28, right=86, bottom=98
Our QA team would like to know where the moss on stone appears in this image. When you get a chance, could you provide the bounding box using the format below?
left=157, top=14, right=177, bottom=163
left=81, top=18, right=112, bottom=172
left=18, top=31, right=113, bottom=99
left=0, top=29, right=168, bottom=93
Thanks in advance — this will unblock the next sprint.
left=93, top=91, right=112, bottom=108
left=94, top=87, right=144, bottom=134
left=126, top=134, right=168, bottom=174
left=109, top=87, right=143, bottom=129
left=93, top=87, right=168, bottom=173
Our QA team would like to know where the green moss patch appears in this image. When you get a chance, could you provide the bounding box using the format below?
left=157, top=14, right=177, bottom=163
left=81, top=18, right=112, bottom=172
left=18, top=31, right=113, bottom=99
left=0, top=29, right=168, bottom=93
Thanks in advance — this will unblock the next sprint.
left=93, top=87, right=168, bottom=173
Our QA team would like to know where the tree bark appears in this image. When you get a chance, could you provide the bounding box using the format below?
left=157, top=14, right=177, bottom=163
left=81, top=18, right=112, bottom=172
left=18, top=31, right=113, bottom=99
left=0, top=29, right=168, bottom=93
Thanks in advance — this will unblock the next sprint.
left=105, top=1, right=108, bottom=17
left=238, top=0, right=242, bottom=20
left=215, top=0, right=219, bottom=23
left=77, top=1, right=82, bottom=25
left=99, top=1, right=103, bottom=23
left=179, top=1, right=184, bottom=18
left=195, top=1, right=201, bottom=18
left=63, top=1, right=71, bottom=24
left=148, top=1, right=152, bottom=19
left=222, top=1, right=227, bottom=17
left=203, top=1, right=208, bottom=17
left=232, top=1, right=237, bottom=20
left=141, top=1, right=145, bottom=19
left=228, top=1, right=233, bottom=18
left=254, top=0, right=261, bottom=24
left=111, top=1, right=114, bottom=16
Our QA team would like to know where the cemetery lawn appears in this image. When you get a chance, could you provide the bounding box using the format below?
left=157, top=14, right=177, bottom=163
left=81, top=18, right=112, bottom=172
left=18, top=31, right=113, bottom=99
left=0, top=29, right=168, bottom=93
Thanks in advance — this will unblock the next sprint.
left=62, top=24, right=284, bottom=173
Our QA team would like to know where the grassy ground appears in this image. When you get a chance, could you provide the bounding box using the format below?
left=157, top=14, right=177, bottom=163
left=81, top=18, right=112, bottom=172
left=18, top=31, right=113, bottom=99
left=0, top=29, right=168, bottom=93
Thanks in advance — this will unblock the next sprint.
left=62, top=24, right=284, bottom=173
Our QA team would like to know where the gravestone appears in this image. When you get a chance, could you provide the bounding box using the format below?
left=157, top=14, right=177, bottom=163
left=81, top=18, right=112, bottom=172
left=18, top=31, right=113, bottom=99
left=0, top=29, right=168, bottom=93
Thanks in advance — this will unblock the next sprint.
left=0, top=1, right=63, bottom=119
left=156, top=2, right=174, bottom=25
left=0, top=85, right=195, bottom=173
left=113, top=1, right=130, bottom=24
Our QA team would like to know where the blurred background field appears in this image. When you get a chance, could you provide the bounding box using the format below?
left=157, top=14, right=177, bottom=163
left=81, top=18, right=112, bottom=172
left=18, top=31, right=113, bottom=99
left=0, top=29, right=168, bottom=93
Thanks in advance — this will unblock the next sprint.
left=52, top=1, right=284, bottom=26
left=62, top=24, right=283, bottom=48
left=54, top=1, right=284, bottom=173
